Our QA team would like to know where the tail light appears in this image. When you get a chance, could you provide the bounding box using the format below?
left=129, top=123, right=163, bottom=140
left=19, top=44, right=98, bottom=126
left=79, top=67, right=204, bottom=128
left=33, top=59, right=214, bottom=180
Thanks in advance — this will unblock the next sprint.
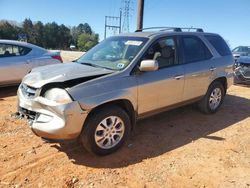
left=51, top=55, right=63, bottom=63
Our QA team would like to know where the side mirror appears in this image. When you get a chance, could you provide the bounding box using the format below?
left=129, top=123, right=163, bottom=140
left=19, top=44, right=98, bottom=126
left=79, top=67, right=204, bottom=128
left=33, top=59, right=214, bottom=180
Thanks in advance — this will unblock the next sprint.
left=139, top=60, right=159, bottom=72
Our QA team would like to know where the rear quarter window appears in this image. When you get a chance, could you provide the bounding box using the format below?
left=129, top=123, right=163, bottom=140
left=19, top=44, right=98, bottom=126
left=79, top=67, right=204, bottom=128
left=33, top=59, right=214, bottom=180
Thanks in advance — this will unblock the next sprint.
left=205, top=35, right=231, bottom=56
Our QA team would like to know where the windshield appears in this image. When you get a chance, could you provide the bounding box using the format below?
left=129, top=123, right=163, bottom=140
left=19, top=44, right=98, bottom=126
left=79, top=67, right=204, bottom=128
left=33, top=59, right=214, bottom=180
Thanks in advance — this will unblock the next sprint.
left=76, top=36, right=148, bottom=70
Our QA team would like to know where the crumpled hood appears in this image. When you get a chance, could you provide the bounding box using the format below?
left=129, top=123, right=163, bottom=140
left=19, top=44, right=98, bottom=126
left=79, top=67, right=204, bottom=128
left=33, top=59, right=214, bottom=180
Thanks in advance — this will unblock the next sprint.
left=22, top=63, right=114, bottom=88
left=238, top=56, right=250, bottom=64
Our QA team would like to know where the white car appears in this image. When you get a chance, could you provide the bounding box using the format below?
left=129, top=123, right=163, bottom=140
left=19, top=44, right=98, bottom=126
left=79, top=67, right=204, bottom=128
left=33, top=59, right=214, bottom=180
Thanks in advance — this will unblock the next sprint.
left=0, top=40, right=63, bottom=87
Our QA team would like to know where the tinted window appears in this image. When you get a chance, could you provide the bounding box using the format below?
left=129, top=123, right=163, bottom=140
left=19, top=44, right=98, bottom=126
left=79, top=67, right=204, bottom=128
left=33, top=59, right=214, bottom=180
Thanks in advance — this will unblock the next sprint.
left=182, top=36, right=212, bottom=63
left=0, top=44, right=31, bottom=58
left=205, top=35, right=231, bottom=56
left=142, top=37, right=177, bottom=69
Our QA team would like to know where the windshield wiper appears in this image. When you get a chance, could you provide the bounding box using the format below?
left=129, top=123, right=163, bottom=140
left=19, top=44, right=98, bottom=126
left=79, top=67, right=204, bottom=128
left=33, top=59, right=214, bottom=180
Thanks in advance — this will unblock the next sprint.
left=80, top=62, right=116, bottom=71
left=80, top=62, right=100, bottom=67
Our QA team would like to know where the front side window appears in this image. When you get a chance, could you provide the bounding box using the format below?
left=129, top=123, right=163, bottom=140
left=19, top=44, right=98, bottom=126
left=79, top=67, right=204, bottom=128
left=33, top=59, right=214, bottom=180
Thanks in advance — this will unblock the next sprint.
left=0, top=44, right=31, bottom=58
left=77, top=36, right=148, bottom=70
left=142, top=37, right=177, bottom=69
left=182, top=36, right=212, bottom=63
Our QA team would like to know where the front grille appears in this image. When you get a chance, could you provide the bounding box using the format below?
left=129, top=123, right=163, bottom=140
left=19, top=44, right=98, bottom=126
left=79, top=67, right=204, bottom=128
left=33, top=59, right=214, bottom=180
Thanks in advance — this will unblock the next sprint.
left=18, top=107, right=37, bottom=120
left=20, top=84, right=38, bottom=98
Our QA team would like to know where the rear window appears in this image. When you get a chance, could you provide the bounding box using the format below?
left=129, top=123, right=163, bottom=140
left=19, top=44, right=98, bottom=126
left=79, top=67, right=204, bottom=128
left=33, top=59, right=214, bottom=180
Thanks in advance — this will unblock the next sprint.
left=205, top=35, right=231, bottom=56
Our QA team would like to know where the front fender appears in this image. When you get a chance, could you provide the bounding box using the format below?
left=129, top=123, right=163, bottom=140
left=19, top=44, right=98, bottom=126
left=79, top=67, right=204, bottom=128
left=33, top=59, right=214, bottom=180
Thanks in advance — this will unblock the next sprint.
left=68, top=76, right=138, bottom=112
left=77, top=89, right=137, bottom=111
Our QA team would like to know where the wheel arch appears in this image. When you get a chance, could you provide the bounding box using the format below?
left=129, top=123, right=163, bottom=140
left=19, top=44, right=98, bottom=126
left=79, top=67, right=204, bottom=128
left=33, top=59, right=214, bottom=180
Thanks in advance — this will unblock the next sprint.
left=211, top=76, right=227, bottom=94
left=84, top=99, right=137, bottom=131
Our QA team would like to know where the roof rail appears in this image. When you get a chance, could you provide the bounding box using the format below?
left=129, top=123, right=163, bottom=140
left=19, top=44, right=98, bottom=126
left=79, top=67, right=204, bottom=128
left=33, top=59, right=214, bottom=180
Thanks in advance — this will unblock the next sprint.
left=135, top=27, right=181, bottom=32
left=135, top=27, right=204, bottom=33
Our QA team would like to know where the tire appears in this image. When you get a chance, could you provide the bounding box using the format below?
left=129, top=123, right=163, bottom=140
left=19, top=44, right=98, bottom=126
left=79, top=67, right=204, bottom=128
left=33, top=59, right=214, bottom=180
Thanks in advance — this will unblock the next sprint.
left=79, top=105, right=131, bottom=155
left=198, top=81, right=225, bottom=114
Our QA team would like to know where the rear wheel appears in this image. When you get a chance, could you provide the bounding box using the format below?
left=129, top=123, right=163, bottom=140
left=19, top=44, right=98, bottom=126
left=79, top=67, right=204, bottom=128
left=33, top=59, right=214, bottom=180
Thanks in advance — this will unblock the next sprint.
left=198, top=81, right=225, bottom=114
left=80, top=106, right=131, bottom=155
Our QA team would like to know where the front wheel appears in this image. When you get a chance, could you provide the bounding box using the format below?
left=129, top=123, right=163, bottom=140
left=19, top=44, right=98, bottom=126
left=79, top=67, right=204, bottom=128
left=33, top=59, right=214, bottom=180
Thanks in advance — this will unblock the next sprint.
left=198, top=81, right=225, bottom=114
left=80, top=106, right=131, bottom=155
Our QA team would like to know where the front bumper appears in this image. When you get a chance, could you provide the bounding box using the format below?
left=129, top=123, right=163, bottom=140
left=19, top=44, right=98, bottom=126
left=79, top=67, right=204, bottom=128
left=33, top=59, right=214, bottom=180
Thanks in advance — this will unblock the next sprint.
left=17, top=86, right=88, bottom=140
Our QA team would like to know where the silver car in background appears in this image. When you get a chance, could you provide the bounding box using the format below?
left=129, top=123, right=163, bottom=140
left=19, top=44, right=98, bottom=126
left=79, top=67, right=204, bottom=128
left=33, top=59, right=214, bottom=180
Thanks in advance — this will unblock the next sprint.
left=232, top=46, right=250, bottom=62
left=17, top=27, right=234, bottom=155
left=0, top=40, right=62, bottom=87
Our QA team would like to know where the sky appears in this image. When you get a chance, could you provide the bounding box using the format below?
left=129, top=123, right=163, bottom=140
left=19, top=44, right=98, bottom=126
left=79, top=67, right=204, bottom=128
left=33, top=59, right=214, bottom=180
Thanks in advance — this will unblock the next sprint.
left=0, top=0, right=250, bottom=48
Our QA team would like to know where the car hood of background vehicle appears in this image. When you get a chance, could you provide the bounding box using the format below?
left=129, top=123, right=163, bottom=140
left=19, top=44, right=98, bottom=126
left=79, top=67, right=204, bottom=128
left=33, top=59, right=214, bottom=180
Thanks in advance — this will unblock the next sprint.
left=22, top=63, right=114, bottom=88
left=238, top=56, right=250, bottom=64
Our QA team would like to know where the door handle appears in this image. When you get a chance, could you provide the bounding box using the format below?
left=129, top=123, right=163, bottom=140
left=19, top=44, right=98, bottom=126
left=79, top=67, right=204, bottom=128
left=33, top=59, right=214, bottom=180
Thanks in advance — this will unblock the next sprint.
left=209, top=67, right=216, bottom=71
left=174, top=75, right=184, bottom=80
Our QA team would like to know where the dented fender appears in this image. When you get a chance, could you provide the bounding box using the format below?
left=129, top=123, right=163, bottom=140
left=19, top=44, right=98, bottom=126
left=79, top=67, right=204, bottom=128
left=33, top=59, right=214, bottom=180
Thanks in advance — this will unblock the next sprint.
left=68, top=76, right=138, bottom=112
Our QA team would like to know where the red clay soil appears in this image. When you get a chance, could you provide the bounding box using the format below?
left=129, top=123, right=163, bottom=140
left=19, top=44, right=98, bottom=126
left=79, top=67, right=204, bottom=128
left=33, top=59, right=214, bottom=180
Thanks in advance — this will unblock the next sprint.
left=0, top=85, right=250, bottom=188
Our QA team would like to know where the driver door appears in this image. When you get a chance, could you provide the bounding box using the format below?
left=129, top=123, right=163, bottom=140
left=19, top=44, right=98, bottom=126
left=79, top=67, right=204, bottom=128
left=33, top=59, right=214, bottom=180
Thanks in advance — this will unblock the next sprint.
left=136, top=37, right=185, bottom=116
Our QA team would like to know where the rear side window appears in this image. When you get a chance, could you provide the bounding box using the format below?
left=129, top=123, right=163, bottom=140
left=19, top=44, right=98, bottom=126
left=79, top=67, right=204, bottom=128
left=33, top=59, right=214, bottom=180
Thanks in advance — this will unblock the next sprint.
left=205, top=35, right=231, bottom=56
left=182, top=36, right=212, bottom=63
left=0, top=44, right=31, bottom=58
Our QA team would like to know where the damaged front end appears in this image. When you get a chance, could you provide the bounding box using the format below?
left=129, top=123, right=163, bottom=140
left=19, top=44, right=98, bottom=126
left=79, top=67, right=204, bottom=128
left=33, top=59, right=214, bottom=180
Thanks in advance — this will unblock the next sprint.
left=16, top=62, right=114, bottom=140
left=234, top=60, right=250, bottom=84
left=17, top=83, right=88, bottom=140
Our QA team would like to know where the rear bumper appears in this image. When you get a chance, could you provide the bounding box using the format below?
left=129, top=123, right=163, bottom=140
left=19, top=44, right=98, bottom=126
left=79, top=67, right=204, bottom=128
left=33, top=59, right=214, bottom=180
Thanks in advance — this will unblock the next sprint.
left=17, top=86, right=88, bottom=140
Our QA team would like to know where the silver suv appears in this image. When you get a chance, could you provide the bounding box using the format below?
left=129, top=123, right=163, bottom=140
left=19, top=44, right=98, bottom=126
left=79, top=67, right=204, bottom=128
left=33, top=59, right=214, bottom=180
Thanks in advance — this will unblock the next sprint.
left=17, top=27, right=234, bottom=155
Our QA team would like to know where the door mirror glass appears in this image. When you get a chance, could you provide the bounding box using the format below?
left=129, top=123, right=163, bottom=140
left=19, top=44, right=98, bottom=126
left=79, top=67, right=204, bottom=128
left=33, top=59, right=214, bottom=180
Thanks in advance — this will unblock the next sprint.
left=139, top=60, right=159, bottom=72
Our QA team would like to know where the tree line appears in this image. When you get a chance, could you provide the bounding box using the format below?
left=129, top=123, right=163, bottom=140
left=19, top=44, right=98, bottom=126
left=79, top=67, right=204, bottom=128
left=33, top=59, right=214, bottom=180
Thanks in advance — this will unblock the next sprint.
left=0, top=18, right=99, bottom=51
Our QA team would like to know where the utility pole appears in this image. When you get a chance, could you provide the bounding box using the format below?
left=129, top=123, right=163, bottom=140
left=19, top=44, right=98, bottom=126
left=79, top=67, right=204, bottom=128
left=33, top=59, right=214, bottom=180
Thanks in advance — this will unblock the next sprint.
left=137, top=0, right=144, bottom=30
left=104, top=10, right=122, bottom=39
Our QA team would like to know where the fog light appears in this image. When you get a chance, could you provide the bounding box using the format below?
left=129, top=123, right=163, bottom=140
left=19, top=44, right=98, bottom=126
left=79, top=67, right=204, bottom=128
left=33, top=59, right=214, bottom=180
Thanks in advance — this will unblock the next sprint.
left=36, top=114, right=53, bottom=123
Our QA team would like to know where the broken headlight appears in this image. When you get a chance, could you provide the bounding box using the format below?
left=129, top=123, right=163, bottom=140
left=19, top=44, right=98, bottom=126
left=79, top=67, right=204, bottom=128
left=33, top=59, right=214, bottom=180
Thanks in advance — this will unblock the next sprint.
left=44, top=88, right=72, bottom=104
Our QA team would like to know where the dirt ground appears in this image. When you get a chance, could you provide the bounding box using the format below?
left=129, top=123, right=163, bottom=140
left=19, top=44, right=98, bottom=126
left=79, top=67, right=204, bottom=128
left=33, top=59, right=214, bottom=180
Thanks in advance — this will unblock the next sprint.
left=0, top=53, right=250, bottom=187
left=60, top=51, right=85, bottom=62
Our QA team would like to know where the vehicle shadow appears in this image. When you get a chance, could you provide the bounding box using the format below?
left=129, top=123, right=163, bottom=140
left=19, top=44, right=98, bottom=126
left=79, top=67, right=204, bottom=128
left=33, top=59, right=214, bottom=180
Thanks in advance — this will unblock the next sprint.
left=53, top=94, right=250, bottom=168
left=0, top=86, right=19, bottom=99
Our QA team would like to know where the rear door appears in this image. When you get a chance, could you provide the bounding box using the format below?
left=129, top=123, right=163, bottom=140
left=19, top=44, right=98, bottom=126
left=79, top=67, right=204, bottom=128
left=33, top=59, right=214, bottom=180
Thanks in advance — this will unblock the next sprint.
left=0, top=43, right=32, bottom=84
left=180, top=35, right=213, bottom=101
